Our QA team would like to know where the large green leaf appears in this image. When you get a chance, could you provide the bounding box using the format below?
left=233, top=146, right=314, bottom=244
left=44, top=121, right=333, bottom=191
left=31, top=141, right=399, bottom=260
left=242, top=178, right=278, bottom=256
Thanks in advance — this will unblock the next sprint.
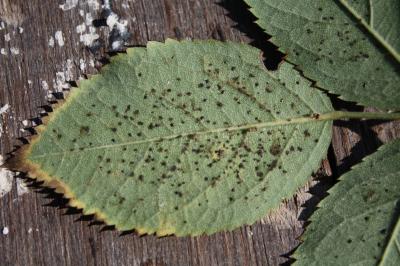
left=294, top=139, right=400, bottom=265
left=11, top=39, right=333, bottom=236
left=245, top=0, right=400, bottom=109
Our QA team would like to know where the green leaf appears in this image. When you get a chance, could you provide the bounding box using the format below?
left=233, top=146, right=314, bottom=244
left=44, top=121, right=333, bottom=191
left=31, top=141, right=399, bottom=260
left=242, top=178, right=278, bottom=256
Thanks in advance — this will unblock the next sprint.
left=11, top=39, right=334, bottom=236
left=245, top=0, right=400, bottom=109
left=293, top=139, right=400, bottom=265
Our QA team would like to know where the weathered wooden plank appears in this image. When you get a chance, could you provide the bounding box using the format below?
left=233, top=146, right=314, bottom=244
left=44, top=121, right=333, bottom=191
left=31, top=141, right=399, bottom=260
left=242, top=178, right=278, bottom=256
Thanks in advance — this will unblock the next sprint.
left=0, top=1, right=398, bottom=266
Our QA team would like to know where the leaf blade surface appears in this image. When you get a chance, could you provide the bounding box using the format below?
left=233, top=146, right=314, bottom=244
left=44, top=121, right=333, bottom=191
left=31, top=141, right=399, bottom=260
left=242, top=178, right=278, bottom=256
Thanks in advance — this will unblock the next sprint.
left=17, top=40, right=333, bottom=236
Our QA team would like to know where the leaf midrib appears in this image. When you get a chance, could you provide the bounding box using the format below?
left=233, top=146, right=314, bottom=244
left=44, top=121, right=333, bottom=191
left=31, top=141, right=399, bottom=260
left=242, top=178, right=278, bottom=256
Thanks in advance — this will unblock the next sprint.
left=30, top=110, right=400, bottom=159
left=336, top=0, right=400, bottom=63
left=30, top=113, right=328, bottom=159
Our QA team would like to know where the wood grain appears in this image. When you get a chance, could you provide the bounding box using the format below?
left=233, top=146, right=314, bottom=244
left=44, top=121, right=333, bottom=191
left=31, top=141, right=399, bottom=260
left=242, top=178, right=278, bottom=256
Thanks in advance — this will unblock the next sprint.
left=0, top=1, right=398, bottom=265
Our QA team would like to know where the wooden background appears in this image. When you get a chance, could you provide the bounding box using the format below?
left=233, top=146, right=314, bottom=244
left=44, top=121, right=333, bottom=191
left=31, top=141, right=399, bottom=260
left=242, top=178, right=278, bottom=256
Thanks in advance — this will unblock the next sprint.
left=0, top=0, right=398, bottom=265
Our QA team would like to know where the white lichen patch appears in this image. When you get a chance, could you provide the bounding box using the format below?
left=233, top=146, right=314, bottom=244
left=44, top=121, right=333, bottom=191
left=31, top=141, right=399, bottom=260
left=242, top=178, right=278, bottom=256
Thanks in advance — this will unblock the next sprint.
left=2, top=227, right=9, bottom=235
left=79, top=28, right=99, bottom=46
left=10, top=47, right=19, bottom=55
left=0, top=48, right=7, bottom=55
left=65, top=59, right=74, bottom=81
left=54, top=72, right=69, bottom=92
left=106, top=12, right=128, bottom=35
left=88, top=0, right=100, bottom=10
left=79, top=58, right=86, bottom=71
left=59, top=0, right=79, bottom=11
left=55, top=31, right=64, bottom=47
left=111, top=40, right=123, bottom=50
left=0, top=169, right=13, bottom=198
left=247, top=229, right=253, bottom=238
left=41, top=58, right=78, bottom=101
left=0, top=155, right=14, bottom=198
left=73, top=0, right=129, bottom=50
left=21, top=119, right=29, bottom=132
left=48, top=36, right=55, bottom=47
left=42, top=81, right=53, bottom=100
left=85, top=13, right=94, bottom=26
left=18, top=27, right=24, bottom=34
left=53, top=59, right=74, bottom=92
left=41, top=80, right=49, bottom=91
left=89, top=58, right=95, bottom=68
left=16, top=178, right=29, bottom=196
left=75, top=10, right=99, bottom=47
left=103, top=0, right=111, bottom=9
left=0, top=104, right=10, bottom=138
left=102, top=0, right=129, bottom=50
left=4, top=33, right=11, bottom=42
left=0, top=104, right=10, bottom=115
left=76, top=23, right=86, bottom=34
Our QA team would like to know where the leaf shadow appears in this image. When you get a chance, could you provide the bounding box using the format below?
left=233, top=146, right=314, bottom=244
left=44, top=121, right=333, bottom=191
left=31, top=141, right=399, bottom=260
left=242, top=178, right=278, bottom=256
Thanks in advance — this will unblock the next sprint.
left=217, top=0, right=284, bottom=70
left=331, top=120, right=384, bottom=175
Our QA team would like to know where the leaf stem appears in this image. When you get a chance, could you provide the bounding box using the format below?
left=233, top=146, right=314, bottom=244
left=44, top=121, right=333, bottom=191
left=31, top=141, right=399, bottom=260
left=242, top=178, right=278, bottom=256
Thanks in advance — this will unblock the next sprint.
left=318, top=111, right=400, bottom=121
left=378, top=215, right=400, bottom=265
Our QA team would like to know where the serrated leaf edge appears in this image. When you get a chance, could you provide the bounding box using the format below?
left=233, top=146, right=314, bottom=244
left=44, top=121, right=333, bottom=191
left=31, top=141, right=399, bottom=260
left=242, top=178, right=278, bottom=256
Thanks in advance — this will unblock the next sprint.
left=7, top=39, right=333, bottom=237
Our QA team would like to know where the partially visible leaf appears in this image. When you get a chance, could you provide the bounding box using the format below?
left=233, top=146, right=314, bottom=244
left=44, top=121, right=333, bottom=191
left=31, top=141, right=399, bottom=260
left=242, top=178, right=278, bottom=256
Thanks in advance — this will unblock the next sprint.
left=245, top=0, right=400, bottom=109
left=11, top=39, right=333, bottom=236
left=381, top=219, right=400, bottom=265
left=293, top=139, right=400, bottom=265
